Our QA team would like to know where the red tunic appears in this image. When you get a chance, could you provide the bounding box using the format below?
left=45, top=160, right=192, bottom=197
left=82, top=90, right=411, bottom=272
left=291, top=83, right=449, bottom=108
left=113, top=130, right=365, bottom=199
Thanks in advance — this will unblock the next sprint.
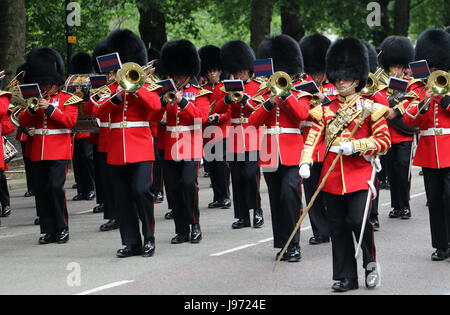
left=0, top=93, right=13, bottom=169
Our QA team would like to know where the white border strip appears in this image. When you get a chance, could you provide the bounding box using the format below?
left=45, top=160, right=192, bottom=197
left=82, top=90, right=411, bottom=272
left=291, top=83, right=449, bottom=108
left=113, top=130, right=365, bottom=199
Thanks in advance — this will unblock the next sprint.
left=75, top=280, right=135, bottom=295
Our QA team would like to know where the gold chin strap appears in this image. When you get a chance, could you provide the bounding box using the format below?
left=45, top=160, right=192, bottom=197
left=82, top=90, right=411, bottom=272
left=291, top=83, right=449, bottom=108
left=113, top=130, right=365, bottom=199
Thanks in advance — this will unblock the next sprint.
left=338, top=80, right=358, bottom=95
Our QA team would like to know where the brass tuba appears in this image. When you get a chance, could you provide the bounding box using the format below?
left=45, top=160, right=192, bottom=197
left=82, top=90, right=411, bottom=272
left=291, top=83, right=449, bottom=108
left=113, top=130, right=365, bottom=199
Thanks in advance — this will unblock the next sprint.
left=427, top=70, right=449, bottom=95
left=361, top=73, right=379, bottom=96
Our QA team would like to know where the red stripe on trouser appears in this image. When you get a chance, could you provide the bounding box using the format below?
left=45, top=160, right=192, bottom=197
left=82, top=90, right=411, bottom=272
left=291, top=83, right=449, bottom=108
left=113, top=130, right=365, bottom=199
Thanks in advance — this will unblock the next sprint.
left=193, top=162, right=200, bottom=224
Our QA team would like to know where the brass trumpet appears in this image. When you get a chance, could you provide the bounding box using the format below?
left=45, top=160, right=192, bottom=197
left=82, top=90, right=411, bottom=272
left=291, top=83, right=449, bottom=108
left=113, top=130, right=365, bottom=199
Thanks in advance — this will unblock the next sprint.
left=361, top=73, right=379, bottom=96
left=268, top=71, right=292, bottom=97
left=427, top=70, right=449, bottom=95
left=163, top=91, right=177, bottom=104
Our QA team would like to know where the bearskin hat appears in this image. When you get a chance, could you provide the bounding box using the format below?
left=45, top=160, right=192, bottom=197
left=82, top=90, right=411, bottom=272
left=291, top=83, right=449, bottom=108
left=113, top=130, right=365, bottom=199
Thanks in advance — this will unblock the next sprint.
left=362, top=41, right=378, bottom=74
left=23, top=47, right=65, bottom=86
left=106, top=29, right=148, bottom=66
left=160, top=39, right=200, bottom=78
left=379, top=36, right=414, bottom=72
left=326, top=37, right=369, bottom=93
left=69, top=52, right=93, bottom=75
left=258, top=34, right=304, bottom=75
left=415, top=28, right=450, bottom=71
left=299, top=33, right=331, bottom=75
left=221, top=40, right=255, bottom=75
left=198, top=45, right=222, bottom=77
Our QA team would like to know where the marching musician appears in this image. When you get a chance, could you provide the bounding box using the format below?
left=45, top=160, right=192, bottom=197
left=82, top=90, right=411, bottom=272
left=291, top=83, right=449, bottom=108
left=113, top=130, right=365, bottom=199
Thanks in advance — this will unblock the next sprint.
left=0, top=82, right=12, bottom=225
left=299, top=33, right=335, bottom=245
left=91, top=30, right=162, bottom=258
left=249, top=34, right=311, bottom=262
left=18, top=47, right=81, bottom=245
left=198, top=45, right=232, bottom=210
left=378, top=36, right=418, bottom=220
left=0, top=107, right=16, bottom=218
left=159, top=39, right=211, bottom=244
left=215, top=40, right=265, bottom=230
left=403, top=28, right=450, bottom=261
left=299, top=38, right=391, bottom=292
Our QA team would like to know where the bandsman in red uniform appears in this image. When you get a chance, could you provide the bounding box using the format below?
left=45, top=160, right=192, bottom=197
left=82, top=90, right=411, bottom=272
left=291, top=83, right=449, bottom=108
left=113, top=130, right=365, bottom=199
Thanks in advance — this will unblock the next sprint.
left=299, top=33, right=334, bottom=245
left=403, top=28, right=450, bottom=261
left=249, top=34, right=311, bottom=262
left=0, top=108, right=16, bottom=218
left=198, top=45, right=231, bottom=210
left=19, top=47, right=81, bottom=245
left=300, top=38, right=391, bottom=292
left=0, top=87, right=12, bottom=224
left=215, top=40, right=265, bottom=230
left=378, top=36, right=418, bottom=220
left=159, top=39, right=211, bottom=244
left=92, top=30, right=162, bottom=258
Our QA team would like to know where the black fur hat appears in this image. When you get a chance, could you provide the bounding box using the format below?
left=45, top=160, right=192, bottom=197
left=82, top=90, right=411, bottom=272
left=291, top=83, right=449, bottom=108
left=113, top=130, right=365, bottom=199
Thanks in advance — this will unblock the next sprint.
left=326, top=37, right=369, bottom=93
left=198, top=45, right=222, bottom=77
left=92, top=40, right=110, bottom=74
left=221, top=40, right=255, bottom=75
left=258, top=34, right=304, bottom=75
left=69, top=52, right=93, bottom=75
left=415, top=28, right=450, bottom=71
left=106, top=29, right=148, bottom=66
left=379, top=36, right=414, bottom=72
left=23, top=47, right=65, bottom=86
left=362, top=41, right=378, bottom=74
left=299, top=33, right=331, bottom=75
left=160, top=39, right=200, bottom=77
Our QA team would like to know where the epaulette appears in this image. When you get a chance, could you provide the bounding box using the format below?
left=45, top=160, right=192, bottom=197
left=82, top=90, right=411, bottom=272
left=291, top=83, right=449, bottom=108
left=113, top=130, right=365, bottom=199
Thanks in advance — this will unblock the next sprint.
left=0, top=91, right=12, bottom=98
left=253, top=76, right=267, bottom=84
left=253, top=95, right=265, bottom=104
left=370, top=102, right=390, bottom=122
left=220, top=86, right=227, bottom=93
left=146, top=82, right=162, bottom=92
left=308, top=104, right=323, bottom=122
left=377, top=84, right=388, bottom=92
left=295, top=90, right=312, bottom=100
left=196, top=89, right=213, bottom=98
left=404, top=90, right=418, bottom=99
left=256, top=80, right=268, bottom=94
left=61, top=91, right=83, bottom=105
left=407, top=78, right=424, bottom=89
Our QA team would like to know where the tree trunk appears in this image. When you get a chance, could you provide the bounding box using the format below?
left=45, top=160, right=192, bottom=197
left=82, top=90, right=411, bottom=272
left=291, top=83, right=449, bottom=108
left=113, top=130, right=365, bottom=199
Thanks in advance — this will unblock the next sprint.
left=371, top=0, right=393, bottom=46
left=137, top=1, right=167, bottom=51
left=280, top=0, right=304, bottom=41
left=250, top=0, right=274, bottom=54
left=0, top=0, right=26, bottom=84
left=393, top=0, right=411, bottom=36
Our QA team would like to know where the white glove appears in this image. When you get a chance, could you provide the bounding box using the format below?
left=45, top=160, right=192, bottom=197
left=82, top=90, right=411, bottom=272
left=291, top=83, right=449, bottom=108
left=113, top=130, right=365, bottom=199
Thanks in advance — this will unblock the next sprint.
left=339, top=141, right=354, bottom=156
left=299, top=164, right=311, bottom=179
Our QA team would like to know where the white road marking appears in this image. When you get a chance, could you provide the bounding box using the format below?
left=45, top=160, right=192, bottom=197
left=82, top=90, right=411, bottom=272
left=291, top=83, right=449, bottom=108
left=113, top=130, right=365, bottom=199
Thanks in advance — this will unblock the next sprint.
left=76, top=209, right=94, bottom=215
left=211, top=226, right=312, bottom=257
left=380, top=192, right=426, bottom=208
left=75, top=280, right=135, bottom=295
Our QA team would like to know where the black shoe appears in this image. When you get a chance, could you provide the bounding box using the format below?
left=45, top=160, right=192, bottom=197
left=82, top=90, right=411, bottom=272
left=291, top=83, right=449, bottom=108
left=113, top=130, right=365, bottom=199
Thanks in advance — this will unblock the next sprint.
left=84, top=191, right=96, bottom=201
left=370, top=216, right=380, bottom=231
left=232, top=219, right=251, bottom=229
left=388, top=209, right=402, bottom=218
left=431, top=249, right=450, bottom=261
left=39, top=233, right=58, bottom=245
left=286, top=244, right=302, bottom=262
left=191, top=224, right=202, bottom=244
left=276, top=249, right=289, bottom=261
left=57, top=229, right=70, bottom=244
left=332, top=278, right=359, bottom=292
left=204, top=172, right=210, bottom=178
left=117, top=245, right=143, bottom=258
left=100, top=219, right=119, bottom=232
left=142, top=239, right=155, bottom=257
left=72, top=183, right=78, bottom=189
left=24, top=191, right=34, bottom=197
left=309, top=236, right=330, bottom=245
left=400, top=208, right=411, bottom=220
left=165, top=210, right=174, bottom=220
left=72, top=194, right=83, bottom=201
left=419, top=170, right=423, bottom=176
left=155, top=192, right=164, bottom=204
left=171, top=233, right=190, bottom=244
left=208, top=201, right=222, bottom=209
left=365, top=268, right=379, bottom=289
left=34, top=217, right=40, bottom=225
left=93, top=204, right=105, bottom=214
left=221, top=198, right=232, bottom=209
left=253, top=209, right=264, bottom=228
left=1, top=205, right=11, bottom=217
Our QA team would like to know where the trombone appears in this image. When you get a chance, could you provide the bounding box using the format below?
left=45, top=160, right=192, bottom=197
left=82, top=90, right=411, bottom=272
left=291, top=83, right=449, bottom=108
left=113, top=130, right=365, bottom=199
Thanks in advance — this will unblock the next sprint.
left=411, top=70, right=449, bottom=119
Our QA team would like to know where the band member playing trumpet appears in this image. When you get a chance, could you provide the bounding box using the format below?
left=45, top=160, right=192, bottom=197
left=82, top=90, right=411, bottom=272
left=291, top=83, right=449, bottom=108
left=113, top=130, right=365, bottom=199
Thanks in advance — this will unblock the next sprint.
left=403, top=28, right=450, bottom=261
left=159, top=39, right=211, bottom=245
left=92, top=30, right=162, bottom=258
left=18, top=47, right=80, bottom=245
left=249, top=35, right=311, bottom=262
left=215, top=40, right=265, bottom=230
left=0, top=83, right=12, bottom=225
left=299, top=38, right=391, bottom=292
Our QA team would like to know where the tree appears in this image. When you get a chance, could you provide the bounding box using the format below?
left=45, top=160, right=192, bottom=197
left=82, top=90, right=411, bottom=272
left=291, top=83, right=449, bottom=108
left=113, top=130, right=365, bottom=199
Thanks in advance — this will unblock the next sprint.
left=136, top=0, right=167, bottom=51
left=250, top=0, right=274, bottom=53
left=280, top=0, right=304, bottom=41
left=0, top=0, right=26, bottom=83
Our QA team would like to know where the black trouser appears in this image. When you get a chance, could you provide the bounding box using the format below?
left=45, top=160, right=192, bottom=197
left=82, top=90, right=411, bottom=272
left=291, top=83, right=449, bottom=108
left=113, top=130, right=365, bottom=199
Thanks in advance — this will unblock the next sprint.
left=227, top=151, right=261, bottom=221
left=164, top=160, right=200, bottom=235
left=72, top=138, right=95, bottom=195
left=20, top=141, right=34, bottom=194
left=386, top=141, right=412, bottom=210
left=377, top=155, right=388, bottom=183
left=98, top=152, right=116, bottom=220
left=92, top=145, right=103, bottom=205
left=34, top=160, right=69, bottom=234
left=422, top=167, right=450, bottom=250
left=109, top=161, right=155, bottom=246
left=0, top=170, right=10, bottom=208
left=151, top=145, right=164, bottom=197
left=303, top=162, right=329, bottom=239
left=370, top=177, right=380, bottom=217
left=207, top=140, right=230, bottom=202
left=264, top=165, right=302, bottom=248
left=325, top=190, right=376, bottom=281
